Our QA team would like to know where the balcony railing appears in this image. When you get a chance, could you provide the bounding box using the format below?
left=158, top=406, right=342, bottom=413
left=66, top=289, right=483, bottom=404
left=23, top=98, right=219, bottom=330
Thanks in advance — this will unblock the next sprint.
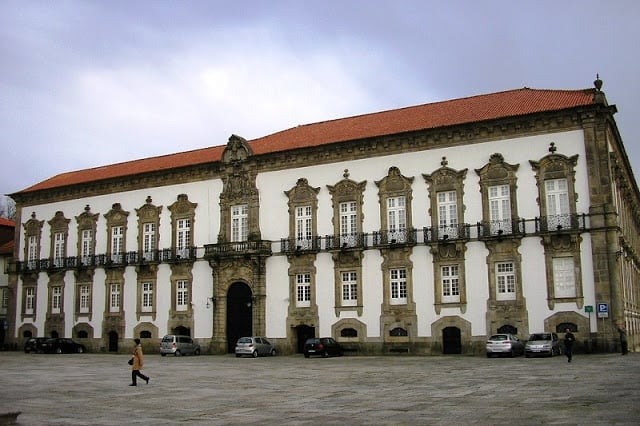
left=204, top=240, right=272, bottom=258
left=372, top=229, right=417, bottom=247
left=423, top=224, right=470, bottom=243
left=537, top=214, right=587, bottom=233
left=161, top=247, right=197, bottom=262
left=477, top=218, right=525, bottom=238
left=280, top=237, right=322, bottom=254
left=325, top=233, right=367, bottom=250
left=9, top=213, right=599, bottom=274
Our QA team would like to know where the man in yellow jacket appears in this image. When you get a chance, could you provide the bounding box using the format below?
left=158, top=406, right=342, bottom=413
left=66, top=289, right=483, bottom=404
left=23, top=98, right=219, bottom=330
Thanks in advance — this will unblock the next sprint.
left=130, top=338, right=150, bottom=386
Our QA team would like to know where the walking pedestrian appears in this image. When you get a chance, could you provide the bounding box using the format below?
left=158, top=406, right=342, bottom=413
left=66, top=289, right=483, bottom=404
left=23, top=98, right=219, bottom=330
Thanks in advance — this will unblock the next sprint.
left=617, top=323, right=629, bottom=355
left=129, top=338, right=150, bottom=386
left=564, top=328, right=575, bottom=363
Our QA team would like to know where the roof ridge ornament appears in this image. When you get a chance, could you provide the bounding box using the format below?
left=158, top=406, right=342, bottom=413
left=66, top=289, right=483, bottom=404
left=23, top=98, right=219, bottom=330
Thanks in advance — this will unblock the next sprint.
left=593, top=74, right=607, bottom=105
left=594, top=74, right=603, bottom=91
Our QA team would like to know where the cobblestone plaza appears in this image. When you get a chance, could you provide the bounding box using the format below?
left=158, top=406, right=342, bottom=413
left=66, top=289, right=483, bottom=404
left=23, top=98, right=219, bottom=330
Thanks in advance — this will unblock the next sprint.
left=1, top=352, right=639, bottom=425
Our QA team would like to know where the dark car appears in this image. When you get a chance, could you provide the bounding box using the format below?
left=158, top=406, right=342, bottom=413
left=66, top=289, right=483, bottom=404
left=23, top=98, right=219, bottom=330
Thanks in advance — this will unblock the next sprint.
left=24, top=337, right=49, bottom=353
left=304, top=337, right=343, bottom=358
left=42, top=338, right=87, bottom=354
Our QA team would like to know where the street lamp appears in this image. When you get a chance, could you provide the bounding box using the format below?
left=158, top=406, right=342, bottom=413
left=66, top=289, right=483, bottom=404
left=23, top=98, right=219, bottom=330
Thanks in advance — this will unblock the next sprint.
left=205, top=297, right=216, bottom=309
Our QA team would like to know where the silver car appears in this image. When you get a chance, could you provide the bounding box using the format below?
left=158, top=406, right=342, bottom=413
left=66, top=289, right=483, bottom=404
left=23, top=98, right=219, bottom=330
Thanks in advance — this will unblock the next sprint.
left=486, top=333, right=524, bottom=357
left=525, top=332, right=561, bottom=357
left=235, top=336, right=276, bottom=358
left=160, top=335, right=201, bottom=356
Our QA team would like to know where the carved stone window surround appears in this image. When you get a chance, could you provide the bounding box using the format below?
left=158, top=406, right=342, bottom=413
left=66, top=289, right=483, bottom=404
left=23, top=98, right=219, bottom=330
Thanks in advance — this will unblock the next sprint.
left=136, top=196, right=162, bottom=261
left=168, top=194, right=197, bottom=260
left=375, top=166, right=415, bottom=245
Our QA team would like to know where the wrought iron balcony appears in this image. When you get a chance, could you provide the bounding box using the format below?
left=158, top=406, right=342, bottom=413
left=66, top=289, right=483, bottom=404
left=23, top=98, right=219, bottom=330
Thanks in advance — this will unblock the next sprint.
left=204, top=240, right=272, bottom=258
left=477, top=218, right=525, bottom=239
left=536, top=214, right=586, bottom=233
left=280, top=237, right=322, bottom=254
left=161, top=247, right=197, bottom=262
left=423, top=224, right=469, bottom=243
left=325, top=233, right=368, bottom=251
left=372, top=229, right=417, bottom=247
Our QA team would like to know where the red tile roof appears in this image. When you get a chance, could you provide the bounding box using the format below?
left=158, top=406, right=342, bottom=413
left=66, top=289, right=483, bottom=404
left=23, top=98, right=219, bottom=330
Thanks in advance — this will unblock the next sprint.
left=0, top=240, right=13, bottom=256
left=0, top=217, right=15, bottom=227
left=17, top=87, right=597, bottom=194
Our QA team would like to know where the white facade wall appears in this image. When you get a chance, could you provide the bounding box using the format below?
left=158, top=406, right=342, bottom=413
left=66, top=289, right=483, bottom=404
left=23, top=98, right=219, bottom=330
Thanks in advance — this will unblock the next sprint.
left=14, top=128, right=598, bottom=348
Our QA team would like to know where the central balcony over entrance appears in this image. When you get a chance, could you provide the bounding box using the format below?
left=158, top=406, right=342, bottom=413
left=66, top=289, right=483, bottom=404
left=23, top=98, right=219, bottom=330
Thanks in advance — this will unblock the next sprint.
left=203, top=240, right=272, bottom=259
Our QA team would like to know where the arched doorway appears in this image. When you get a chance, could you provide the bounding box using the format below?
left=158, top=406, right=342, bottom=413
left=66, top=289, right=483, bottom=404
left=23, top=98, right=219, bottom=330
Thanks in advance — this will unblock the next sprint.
left=172, top=326, right=191, bottom=336
left=295, top=325, right=315, bottom=354
left=498, top=324, right=518, bottom=335
left=108, top=331, right=118, bottom=352
left=226, top=282, right=253, bottom=353
left=442, top=326, right=461, bottom=354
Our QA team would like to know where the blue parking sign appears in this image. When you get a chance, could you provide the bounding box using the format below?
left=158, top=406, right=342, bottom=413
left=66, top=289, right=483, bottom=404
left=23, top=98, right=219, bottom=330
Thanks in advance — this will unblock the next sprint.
left=597, top=303, right=609, bottom=318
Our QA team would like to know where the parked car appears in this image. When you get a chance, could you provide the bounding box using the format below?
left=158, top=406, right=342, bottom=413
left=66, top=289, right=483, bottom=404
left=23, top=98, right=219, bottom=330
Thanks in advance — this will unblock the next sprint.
left=486, top=333, right=524, bottom=357
left=304, top=337, right=343, bottom=358
left=23, top=337, right=49, bottom=353
left=41, top=338, right=87, bottom=354
left=525, top=332, right=561, bottom=357
left=160, top=335, right=201, bottom=356
left=235, top=336, right=276, bottom=358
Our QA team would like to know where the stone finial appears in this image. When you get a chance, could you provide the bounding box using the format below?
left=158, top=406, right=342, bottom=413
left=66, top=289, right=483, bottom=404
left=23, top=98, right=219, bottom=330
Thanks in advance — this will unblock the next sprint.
left=549, top=142, right=557, bottom=154
left=594, top=73, right=603, bottom=91
left=343, top=169, right=350, bottom=179
left=441, top=156, right=448, bottom=167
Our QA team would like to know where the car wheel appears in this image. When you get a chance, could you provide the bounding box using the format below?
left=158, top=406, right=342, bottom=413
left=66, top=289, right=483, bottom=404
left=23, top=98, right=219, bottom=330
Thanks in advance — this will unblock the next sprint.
left=304, top=353, right=310, bottom=358
left=161, top=353, right=166, bottom=357
left=270, top=349, right=276, bottom=356
left=525, top=353, right=531, bottom=358
left=486, top=352, right=492, bottom=358
left=77, top=346, right=85, bottom=354
left=509, top=350, right=515, bottom=358
left=252, top=350, right=258, bottom=358
left=174, top=350, right=182, bottom=357
left=322, top=350, right=329, bottom=358
left=194, top=348, right=200, bottom=356
left=235, top=353, right=241, bottom=358
left=56, top=348, right=63, bottom=354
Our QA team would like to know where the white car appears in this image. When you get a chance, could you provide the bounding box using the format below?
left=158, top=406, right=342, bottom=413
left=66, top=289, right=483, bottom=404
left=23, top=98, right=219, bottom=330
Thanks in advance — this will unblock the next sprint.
left=486, top=333, right=524, bottom=357
left=525, top=333, right=561, bottom=357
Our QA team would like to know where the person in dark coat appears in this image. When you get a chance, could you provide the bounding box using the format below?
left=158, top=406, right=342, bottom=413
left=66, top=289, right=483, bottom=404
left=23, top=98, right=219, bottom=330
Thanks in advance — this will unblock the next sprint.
left=564, top=328, right=575, bottom=363
left=617, top=323, right=629, bottom=355
left=130, top=338, right=150, bottom=386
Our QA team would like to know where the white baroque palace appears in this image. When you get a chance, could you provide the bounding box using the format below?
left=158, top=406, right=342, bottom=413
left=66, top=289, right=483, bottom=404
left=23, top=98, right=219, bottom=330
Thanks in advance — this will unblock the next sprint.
left=7, top=79, right=640, bottom=354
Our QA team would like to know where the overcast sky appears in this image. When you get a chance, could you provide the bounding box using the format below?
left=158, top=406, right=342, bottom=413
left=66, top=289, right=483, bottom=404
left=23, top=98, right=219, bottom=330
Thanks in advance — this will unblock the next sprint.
left=2, top=0, right=639, bottom=203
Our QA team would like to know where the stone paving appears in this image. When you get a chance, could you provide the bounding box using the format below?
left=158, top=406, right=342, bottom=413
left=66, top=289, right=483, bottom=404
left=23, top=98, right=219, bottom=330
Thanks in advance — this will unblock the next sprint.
left=0, top=351, right=638, bottom=425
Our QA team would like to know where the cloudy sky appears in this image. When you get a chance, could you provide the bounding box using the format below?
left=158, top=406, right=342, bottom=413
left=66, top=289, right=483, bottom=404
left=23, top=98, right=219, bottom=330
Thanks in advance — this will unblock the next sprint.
left=2, top=0, right=639, bottom=203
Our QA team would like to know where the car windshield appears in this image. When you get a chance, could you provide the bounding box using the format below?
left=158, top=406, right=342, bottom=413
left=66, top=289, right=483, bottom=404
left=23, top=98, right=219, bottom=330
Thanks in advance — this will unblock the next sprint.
left=161, top=336, right=172, bottom=343
left=530, top=334, right=550, bottom=340
left=237, top=337, right=252, bottom=344
left=489, top=335, right=507, bottom=341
